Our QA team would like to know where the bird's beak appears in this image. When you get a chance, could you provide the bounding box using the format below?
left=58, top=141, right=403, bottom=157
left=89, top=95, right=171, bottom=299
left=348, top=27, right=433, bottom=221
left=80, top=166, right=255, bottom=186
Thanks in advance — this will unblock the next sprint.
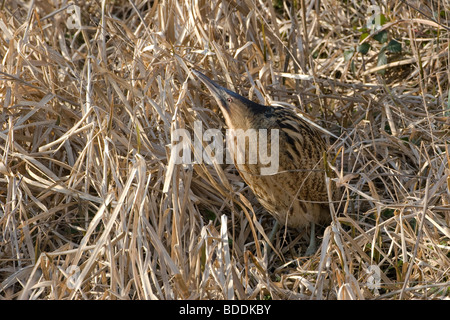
left=192, top=69, right=229, bottom=112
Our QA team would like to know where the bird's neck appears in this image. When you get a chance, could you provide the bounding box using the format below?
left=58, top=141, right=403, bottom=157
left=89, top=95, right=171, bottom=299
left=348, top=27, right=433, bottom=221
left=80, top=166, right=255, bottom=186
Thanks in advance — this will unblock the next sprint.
left=224, top=103, right=268, bottom=130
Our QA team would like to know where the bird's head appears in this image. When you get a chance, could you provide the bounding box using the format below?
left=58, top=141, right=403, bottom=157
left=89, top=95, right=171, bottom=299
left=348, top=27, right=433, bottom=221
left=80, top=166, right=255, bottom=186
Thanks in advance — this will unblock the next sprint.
left=192, top=70, right=265, bottom=129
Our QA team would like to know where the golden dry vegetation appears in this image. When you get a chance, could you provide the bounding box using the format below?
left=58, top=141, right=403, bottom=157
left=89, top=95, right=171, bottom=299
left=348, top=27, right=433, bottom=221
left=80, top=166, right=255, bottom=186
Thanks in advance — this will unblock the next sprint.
left=0, top=0, right=449, bottom=299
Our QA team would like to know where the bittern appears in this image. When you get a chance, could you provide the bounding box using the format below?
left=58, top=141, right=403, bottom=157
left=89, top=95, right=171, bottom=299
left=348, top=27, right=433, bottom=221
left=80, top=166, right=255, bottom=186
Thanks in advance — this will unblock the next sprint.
left=193, top=69, right=335, bottom=256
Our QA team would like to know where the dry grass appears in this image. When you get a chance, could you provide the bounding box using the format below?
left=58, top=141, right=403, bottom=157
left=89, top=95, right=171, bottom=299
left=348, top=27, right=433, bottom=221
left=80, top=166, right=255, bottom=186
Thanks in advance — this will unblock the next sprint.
left=1, top=0, right=449, bottom=300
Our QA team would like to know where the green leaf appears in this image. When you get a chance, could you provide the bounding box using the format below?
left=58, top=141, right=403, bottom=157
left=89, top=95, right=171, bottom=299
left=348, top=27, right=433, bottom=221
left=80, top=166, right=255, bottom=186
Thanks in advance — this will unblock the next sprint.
left=378, top=13, right=388, bottom=26
left=377, top=49, right=387, bottom=75
left=374, top=30, right=388, bottom=43
left=344, top=49, right=355, bottom=61
left=351, top=60, right=356, bottom=75
left=357, top=43, right=371, bottom=54
left=358, top=26, right=368, bottom=33
left=359, top=32, right=370, bottom=42
left=386, top=39, right=402, bottom=53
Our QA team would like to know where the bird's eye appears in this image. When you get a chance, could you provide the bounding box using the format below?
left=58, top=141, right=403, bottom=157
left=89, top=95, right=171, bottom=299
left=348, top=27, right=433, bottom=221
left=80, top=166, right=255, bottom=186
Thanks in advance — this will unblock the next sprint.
left=227, top=98, right=233, bottom=103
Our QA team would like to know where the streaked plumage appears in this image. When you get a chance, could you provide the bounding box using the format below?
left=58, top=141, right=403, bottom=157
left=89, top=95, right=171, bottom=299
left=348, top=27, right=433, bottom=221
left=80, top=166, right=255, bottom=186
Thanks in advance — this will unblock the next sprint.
left=193, top=69, right=335, bottom=253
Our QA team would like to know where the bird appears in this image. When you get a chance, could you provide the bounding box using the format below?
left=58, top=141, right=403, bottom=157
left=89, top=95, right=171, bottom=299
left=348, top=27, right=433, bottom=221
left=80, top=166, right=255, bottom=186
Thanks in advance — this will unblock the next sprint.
left=192, top=69, right=336, bottom=256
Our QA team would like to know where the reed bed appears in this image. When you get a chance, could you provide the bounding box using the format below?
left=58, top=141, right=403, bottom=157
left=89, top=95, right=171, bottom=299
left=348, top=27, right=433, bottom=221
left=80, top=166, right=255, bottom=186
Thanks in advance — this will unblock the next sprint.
left=0, top=0, right=449, bottom=300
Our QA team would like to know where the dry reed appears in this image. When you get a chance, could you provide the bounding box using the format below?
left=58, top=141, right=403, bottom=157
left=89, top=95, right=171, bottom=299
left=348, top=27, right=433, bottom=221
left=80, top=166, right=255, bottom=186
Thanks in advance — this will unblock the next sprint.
left=0, top=0, right=449, bottom=300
